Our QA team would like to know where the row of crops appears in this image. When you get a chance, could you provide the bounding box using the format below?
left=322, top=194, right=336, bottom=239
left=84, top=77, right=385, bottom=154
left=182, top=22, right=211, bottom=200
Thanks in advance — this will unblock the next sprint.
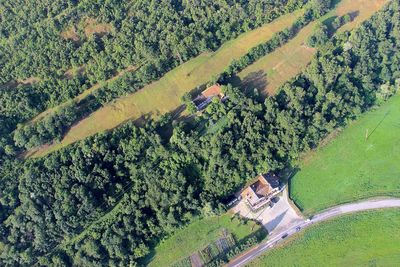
left=172, top=226, right=267, bottom=267
left=172, top=229, right=236, bottom=267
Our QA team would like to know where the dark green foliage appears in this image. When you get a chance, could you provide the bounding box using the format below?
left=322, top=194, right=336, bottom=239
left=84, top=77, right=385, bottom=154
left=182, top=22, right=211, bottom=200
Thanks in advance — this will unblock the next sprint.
left=13, top=103, right=79, bottom=149
left=307, top=24, right=329, bottom=47
left=218, top=0, right=334, bottom=83
left=309, top=0, right=332, bottom=18
left=0, top=0, right=306, bottom=146
left=1, top=0, right=400, bottom=266
left=308, top=13, right=355, bottom=47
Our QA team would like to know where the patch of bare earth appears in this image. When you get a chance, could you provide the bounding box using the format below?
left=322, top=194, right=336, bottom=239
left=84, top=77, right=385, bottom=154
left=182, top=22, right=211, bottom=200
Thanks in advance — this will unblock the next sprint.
left=60, top=26, right=80, bottom=42
left=18, top=77, right=40, bottom=85
left=64, top=65, right=86, bottom=79
left=83, top=18, right=113, bottom=37
left=1, top=77, right=40, bottom=89
left=190, top=253, right=203, bottom=267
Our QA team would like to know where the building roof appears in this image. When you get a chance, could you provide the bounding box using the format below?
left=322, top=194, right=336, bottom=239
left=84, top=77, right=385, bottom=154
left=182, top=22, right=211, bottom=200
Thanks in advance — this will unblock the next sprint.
left=193, top=84, right=224, bottom=110
left=241, top=173, right=280, bottom=207
left=201, top=84, right=223, bottom=98
left=263, top=173, right=280, bottom=189
left=251, top=180, right=270, bottom=198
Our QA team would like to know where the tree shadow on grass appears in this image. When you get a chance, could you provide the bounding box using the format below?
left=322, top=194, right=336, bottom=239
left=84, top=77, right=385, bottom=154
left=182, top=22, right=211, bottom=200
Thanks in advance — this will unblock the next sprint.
left=240, top=70, right=269, bottom=93
left=322, top=10, right=360, bottom=35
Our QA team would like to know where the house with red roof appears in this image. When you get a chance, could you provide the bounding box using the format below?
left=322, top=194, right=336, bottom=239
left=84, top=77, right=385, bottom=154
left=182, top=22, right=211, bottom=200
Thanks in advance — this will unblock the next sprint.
left=240, top=173, right=281, bottom=211
left=192, top=84, right=225, bottom=110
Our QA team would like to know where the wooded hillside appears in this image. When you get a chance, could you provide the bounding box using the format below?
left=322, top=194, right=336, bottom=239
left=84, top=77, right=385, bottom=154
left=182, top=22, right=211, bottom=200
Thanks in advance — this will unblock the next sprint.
left=1, top=0, right=399, bottom=266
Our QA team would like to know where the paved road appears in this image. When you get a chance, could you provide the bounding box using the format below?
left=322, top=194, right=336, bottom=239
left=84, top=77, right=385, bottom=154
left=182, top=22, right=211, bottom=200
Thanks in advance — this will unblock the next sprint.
left=227, top=198, right=400, bottom=267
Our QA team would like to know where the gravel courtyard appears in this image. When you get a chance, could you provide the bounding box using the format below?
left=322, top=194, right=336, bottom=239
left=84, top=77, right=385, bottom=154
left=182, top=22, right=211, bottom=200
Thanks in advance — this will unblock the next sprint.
left=232, top=188, right=304, bottom=236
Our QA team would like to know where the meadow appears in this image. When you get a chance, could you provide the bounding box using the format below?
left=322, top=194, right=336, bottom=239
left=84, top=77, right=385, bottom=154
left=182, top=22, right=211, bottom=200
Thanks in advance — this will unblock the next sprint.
left=29, top=65, right=137, bottom=123
left=145, top=214, right=263, bottom=267
left=290, top=94, right=400, bottom=214
left=28, top=10, right=303, bottom=157
left=250, top=209, right=400, bottom=266
left=236, top=0, right=389, bottom=95
left=29, top=0, right=389, bottom=158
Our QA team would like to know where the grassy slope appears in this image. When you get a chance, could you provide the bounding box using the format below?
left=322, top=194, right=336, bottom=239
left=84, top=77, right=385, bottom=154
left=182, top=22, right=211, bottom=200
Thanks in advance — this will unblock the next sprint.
left=236, top=0, right=389, bottom=95
left=290, top=94, right=400, bottom=214
left=146, top=214, right=262, bottom=267
left=250, top=209, right=400, bottom=267
left=30, top=0, right=388, bottom=158
left=29, top=65, right=138, bottom=124
left=28, top=10, right=304, bottom=157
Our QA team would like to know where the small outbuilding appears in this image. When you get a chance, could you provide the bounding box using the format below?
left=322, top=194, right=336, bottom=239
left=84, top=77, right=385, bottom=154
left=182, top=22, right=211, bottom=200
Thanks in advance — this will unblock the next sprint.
left=193, top=84, right=225, bottom=110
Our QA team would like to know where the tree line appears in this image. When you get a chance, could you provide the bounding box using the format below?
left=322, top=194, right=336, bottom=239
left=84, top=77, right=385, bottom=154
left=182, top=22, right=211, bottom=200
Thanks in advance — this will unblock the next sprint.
left=218, top=0, right=333, bottom=83
left=0, top=0, right=307, bottom=150
left=5, top=0, right=327, bottom=153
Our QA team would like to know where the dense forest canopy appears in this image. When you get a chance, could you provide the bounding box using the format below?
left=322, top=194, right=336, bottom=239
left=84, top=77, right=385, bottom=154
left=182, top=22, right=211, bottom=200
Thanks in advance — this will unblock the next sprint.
left=10, top=0, right=331, bottom=153
left=0, top=0, right=306, bottom=141
left=1, top=0, right=400, bottom=266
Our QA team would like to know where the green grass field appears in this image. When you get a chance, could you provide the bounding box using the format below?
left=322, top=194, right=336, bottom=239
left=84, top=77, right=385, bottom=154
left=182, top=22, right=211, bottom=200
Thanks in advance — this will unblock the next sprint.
left=145, top=214, right=262, bottom=267
left=290, top=94, right=400, bottom=214
left=236, top=0, right=389, bottom=95
left=250, top=209, right=400, bottom=267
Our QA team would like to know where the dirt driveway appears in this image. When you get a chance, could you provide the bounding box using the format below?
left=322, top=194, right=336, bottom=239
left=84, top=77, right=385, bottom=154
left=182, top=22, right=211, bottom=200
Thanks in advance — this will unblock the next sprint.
left=232, top=188, right=303, bottom=236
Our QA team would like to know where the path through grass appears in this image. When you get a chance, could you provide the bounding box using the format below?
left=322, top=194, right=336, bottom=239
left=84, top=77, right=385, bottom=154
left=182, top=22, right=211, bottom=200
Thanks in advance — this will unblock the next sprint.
left=249, top=209, right=400, bottom=266
left=290, top=94, right=400, bottom=214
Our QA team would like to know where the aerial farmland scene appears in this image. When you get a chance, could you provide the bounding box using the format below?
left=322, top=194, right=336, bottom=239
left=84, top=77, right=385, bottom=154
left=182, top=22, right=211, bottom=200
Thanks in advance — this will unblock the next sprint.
left=0, top=0, right=399, bottom=266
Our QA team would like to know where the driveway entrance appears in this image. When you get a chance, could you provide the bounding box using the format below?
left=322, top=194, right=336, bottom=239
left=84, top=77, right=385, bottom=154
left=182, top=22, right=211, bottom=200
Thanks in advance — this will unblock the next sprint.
left=232, top=187, right=303, bottom=236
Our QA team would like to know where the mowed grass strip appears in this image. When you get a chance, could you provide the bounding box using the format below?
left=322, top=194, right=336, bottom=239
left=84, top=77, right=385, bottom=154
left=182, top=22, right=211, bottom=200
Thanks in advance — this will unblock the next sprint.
left=237, top=0, right=389, bottom=95
left=290, top=94, right=400, bottom=215
left=249, top=209, right=400, bottom=267
left=145, top=214, right=261, bottom=267
left=29, top=65, right=138, bottom=124
left=29, top=10, right=303, bottom=157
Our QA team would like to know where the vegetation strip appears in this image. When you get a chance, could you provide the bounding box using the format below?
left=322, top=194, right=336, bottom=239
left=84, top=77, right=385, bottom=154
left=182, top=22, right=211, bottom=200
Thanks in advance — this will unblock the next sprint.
left=25, top=0, right=387, bottom=158
left=25, top=9, right=305, bottom=157
left=235, top=0, right=388, bottom=95
left=1, top=0, right=307, bottom=158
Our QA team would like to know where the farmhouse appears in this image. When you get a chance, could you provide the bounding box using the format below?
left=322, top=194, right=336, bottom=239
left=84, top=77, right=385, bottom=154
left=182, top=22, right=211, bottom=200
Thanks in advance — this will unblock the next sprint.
left=241, top=173, right=281, bottom=211
left=193, top=84, right=225, bottom=110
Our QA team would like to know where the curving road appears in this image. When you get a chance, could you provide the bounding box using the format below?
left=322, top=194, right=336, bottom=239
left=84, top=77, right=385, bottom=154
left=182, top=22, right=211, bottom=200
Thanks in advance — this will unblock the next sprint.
left=227, top=198, right=400, bottom=267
